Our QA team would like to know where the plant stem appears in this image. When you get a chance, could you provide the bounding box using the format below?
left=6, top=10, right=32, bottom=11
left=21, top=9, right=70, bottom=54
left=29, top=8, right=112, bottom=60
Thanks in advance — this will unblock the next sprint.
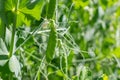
left=9, top=3, right=18, bottom=57
left=9, top=0, right=20, bottom=57
left=9, top=13, right=17, bottom=58
left=0, top=22, right=6, bottom=40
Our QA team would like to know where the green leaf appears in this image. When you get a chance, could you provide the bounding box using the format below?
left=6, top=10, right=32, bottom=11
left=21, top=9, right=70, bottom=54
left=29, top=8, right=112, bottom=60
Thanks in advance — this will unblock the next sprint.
left=5, top=0, right=16, bottom=11
left=0, top=38, right=9, bottom=66
left=102, top=74, right=108, bottom=80
left=0, top=55, right=8, bottom=60
left=20, top=0, right=44, bottom=20
left=0, top=60, right=8, bottom=66
left=16, top=12, right=31, bottom=27
left=5, top=0, right=44, bottom=27
left=19, top=0, right=29, bottom=8
left=112, top=47, right=120, bottom=58
left=46, top=21, right=57, bottom=62
left=0, top=38, right=8, bottom=54
left=9, top=55, right=21, bottom=77
left=116, top=7, right=120, bottom=17
left=17, top=12, right=25, bottom=27
left=47, top=0, right=56, bottom=19
left=72, top=0, right=89, bottom=9
left=5, top=28, right=12, bottom=50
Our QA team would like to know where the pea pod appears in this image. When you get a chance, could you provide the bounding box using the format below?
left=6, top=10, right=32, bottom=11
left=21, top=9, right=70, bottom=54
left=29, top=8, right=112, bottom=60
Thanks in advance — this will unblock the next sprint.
left=46, top=21, right=57, bottom=62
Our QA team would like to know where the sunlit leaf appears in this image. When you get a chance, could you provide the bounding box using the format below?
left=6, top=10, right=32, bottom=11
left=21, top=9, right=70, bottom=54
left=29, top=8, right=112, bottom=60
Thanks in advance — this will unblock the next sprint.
left=103, top=74, right=109, bottom=80
left=19, top=0, right=29, bottom=8
left=112, top=47, right=120, bottom=58
left=5, top=0, right=16, bottom=11
left=20, top=0, right=44, bottom=20
left=72, top=0, right=89, bottom=9
left=16, top=12, right=31, bottom=27
left=116, top=7, right=120, bottom=17
left=5, top=0, right=44, bottom=27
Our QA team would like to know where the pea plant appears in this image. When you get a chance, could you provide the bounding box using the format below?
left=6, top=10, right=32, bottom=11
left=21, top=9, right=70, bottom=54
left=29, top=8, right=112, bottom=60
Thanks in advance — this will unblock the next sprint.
left=0, top=0, right=60, bottom=79
left=0, top=0, right=119, bottom=80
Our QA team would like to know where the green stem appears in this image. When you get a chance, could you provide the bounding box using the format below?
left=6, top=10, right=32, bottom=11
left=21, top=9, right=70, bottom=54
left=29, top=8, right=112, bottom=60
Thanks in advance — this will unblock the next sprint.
left=9, top=0, right=20, bottom=57
left=9, top=2, right=19, bottom=58
left=0, top=22, right=6, bottom=40
left=9, top=13, right=17, bottom=58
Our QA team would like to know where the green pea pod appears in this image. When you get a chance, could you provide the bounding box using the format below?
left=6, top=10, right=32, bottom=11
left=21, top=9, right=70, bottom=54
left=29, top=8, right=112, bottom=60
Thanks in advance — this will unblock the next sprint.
left=46, top=21, right=57, bottom=62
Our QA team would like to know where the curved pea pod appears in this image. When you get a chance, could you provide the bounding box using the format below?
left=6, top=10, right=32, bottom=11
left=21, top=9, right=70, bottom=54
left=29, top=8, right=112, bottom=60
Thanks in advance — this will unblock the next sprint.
left=46, top=21, right=57, bottom=63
